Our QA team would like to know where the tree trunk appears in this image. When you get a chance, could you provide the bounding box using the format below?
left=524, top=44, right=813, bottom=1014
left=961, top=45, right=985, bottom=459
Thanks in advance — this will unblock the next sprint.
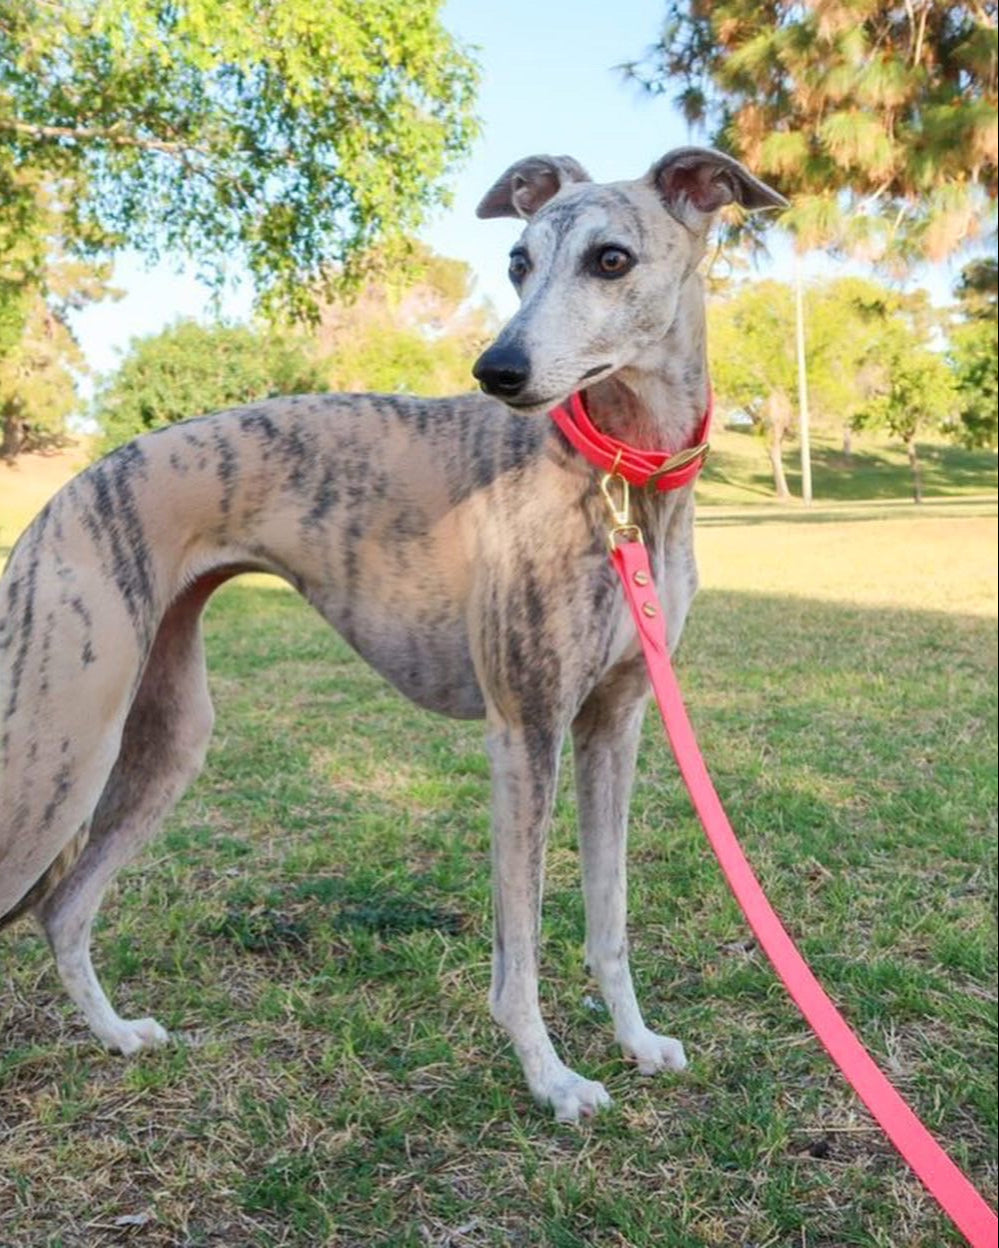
left=842, top=423, right=853, bottom=457
left=906, top=435, right=923, bottom=504
left=768, top=434, right=791, bottom=501
left=1, top=402, right=24, bottom=462
left=764, top=392, right=793, bottom=501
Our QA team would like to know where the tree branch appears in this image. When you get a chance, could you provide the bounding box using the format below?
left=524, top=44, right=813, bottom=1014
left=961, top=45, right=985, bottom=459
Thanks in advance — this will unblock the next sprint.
left=0, top=119, right=210, bottom=157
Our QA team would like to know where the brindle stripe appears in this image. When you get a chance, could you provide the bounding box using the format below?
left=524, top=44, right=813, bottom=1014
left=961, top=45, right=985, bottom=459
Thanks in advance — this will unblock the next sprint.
left=2, top=508, right=48, bottom=722
left=212, top=428, right=240, bottom=515
left=80, top=447, right=156, bottom=646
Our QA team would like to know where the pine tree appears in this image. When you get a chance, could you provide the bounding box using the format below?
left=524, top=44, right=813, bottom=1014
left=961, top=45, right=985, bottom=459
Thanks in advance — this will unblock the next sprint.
left=627, top=2, right=997, bottom=261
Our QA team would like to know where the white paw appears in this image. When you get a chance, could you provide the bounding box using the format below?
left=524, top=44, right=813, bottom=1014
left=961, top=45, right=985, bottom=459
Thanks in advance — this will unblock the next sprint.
left=110, top=1016, right=170, bottom=1056
left=543, top=1069, right=612, bottom=1123
left=622, top=1029, right=687, bottom=1076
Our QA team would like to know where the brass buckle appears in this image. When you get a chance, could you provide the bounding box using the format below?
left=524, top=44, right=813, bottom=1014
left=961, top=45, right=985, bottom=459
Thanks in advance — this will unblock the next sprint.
left=645, top=442, right=710, bottom=488
left=599, top=472, right=644, bottom=550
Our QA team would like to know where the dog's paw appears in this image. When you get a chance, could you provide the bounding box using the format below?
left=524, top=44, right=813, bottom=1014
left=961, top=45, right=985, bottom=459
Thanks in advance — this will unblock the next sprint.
left=622, top=1029, right=687, bottom=1076
left=544, top=1070, right=612, bottom=1123
left=111, top=1017, right=170, bottom=1056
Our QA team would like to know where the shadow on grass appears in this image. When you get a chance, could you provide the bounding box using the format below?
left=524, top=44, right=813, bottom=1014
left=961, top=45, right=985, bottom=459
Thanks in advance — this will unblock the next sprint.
left=0, top=579, right=994, bottom=1248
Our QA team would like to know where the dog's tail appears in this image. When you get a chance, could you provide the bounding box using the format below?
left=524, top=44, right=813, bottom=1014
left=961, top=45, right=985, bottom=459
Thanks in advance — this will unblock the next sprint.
left=0, top=824, right=90, bottom=931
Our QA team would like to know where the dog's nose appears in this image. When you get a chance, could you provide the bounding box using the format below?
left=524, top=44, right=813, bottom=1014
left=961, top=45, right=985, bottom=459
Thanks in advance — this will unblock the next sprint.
left=472, top=344, right=530, bottom=399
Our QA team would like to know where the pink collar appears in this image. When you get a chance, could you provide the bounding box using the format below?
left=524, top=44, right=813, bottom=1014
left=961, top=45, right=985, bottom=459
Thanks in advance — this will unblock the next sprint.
left=549, top=388, right=711, bottom=490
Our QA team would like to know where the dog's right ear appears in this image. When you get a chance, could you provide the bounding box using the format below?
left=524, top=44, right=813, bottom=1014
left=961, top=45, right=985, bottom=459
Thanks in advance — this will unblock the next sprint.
left=476, top=155, right=591, bottom=220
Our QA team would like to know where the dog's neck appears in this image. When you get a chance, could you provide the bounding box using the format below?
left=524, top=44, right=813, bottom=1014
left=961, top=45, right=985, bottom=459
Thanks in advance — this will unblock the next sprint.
left=584, top=280, right=709, bottom=454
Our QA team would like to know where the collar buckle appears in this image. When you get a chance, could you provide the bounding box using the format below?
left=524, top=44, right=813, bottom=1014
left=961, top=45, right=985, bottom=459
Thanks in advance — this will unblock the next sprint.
left=644, top=442, right=710, bottom=488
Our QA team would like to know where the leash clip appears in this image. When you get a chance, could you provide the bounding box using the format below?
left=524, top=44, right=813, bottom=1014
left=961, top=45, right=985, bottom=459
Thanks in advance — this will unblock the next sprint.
left=599, top=472, right=644, bottom=549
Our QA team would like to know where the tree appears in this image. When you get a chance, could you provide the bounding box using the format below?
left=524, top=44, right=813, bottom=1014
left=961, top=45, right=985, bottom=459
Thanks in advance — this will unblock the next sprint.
left=313, top=242, right=495, bottom=396
left=708, top=276, right=953, bottom=499
left=93, top=320, right=326, bottom=451
left=709, top=280, right=799, bottom=498
left=0, top=293, right=81, bottom=460
left=628, top=2, right=997, bottom=262
left=954, top=256, right=999, bottom=318
left=94, top=247, right=495, bottom=453
left=948, top=256, right=998, bottom=448
left=0, top=0, right=479, bottom=319
left=707, top=276, right=883, bottom=497
left=853, top=329, right=957, bottom=501
left=806, top=278, right=938, bottom=454
left=0, top=201, right=114, bottom=460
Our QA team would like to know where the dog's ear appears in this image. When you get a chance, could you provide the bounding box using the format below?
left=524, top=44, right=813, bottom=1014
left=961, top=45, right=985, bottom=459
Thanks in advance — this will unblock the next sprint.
left=649, top=147, right=787, bottom=232
left=476, top=155, right=591, bottom=220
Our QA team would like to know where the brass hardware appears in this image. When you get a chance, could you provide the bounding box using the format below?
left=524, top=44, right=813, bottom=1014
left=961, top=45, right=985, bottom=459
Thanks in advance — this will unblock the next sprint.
left=641, top=602, right=657, bottom=618
left=599, top=472, right=645, bottom=550
left=599, top=472, right=630, bottom=528
left=608, top=524, right=644, bottom=548
left=645, top=442, right=710, bottom=487
left=633, top=570, right=649, bottom=586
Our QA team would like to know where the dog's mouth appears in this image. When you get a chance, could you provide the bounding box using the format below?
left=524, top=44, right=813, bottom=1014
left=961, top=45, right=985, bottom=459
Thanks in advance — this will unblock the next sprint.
left=503, top=396, right=561, bottom=414
left=502, top=364, right=615, bottom=415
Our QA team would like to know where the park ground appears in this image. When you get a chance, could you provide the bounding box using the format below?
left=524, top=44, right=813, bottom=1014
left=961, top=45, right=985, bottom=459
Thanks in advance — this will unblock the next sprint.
left=0, top=426, right=996, bottom=1246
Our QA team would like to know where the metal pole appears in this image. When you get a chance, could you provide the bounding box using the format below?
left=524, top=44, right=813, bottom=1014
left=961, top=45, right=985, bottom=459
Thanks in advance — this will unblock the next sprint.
left=794, top=253, right=813, bottom=506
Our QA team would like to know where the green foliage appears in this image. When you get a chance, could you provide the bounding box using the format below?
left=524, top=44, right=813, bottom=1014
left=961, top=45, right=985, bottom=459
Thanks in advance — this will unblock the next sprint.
left=0, top=0, right=480, bottom=318
left=92, top=243, right=493, bottom=455
left=0, top=294, right=81, bottom=453
left=0, top=165, right=53, bottom=365
left=93, top=320, right=326, bottom=451
left=0, top=198, right=115, bottom=458
left=948, top=317, right=998, bottom=449
left=320, top=326, right=479, bottom=397
left=708, top=275, right=961, bottom=499
left=709, top=280, right=796, bottom=414
left=708, top=277, right=892, bottom=429
left=853, top=335, right=957, bottom=446
left=954, top=256, right=998, bottom=320
left=948, top=257, right=998, bottom=450
left=628, top=3, right=997, bottom=261
left=313, top=241, right=494, bottom=397
left=93, top=245, right=494, bottom=453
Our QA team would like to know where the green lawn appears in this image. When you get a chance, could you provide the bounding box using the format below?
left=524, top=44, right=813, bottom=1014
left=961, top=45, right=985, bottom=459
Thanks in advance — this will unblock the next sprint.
left=1, top=439, right=996, bottom=1246
left=697, top=424, right=998, bottom=507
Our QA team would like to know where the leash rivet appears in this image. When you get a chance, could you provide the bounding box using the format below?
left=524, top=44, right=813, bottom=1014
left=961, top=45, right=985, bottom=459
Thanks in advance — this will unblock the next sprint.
left=633, top=571, right=649, bottom=586
left=641, top=602, right=657, bottom=618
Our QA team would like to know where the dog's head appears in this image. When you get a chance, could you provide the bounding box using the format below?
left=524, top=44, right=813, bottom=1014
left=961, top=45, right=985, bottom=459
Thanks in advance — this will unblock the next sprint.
left=472, top=147, right=786, bottom=414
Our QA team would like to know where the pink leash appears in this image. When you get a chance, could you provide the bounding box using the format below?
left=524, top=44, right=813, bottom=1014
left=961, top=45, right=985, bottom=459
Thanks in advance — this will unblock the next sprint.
left=611, top=536, right=997, bottom=1248
left=548, top=391, right=997, bottom=1246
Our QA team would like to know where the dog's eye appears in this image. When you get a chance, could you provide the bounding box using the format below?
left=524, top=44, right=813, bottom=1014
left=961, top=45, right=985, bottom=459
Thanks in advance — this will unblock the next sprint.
left=508, top=250, right=531, bottom=284
left=593, top=246, right=634, bottom=277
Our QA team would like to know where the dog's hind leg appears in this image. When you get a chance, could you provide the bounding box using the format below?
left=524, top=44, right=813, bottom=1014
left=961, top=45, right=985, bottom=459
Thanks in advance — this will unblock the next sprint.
left=36, top=578, right=220, bottom=1054
left=572, top=659, right=687, bottom=1076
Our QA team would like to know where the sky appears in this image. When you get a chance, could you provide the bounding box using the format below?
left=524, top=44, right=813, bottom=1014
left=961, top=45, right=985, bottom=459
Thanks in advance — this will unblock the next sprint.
left=68, top=0, right=969, bottom=381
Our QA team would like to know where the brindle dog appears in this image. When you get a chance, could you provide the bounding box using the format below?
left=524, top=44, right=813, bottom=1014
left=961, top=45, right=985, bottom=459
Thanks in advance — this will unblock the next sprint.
left=0, top=148, right=784, bottom=1122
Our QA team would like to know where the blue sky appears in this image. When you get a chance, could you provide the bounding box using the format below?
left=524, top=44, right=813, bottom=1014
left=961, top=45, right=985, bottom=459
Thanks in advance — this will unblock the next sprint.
left=69, top=0, right=967, bottom=379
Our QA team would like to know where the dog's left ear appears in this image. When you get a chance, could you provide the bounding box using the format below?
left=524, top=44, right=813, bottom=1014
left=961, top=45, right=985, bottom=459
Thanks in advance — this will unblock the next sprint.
left=650, top=147, right=787, bottom=232
left=477, top=155, right=591, bottom=220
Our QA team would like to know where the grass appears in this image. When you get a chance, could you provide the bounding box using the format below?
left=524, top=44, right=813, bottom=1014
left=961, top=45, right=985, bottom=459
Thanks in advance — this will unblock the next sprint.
left=697, top=425, right=997, bottom=507
left=0, top=435, right=996, bottom=1247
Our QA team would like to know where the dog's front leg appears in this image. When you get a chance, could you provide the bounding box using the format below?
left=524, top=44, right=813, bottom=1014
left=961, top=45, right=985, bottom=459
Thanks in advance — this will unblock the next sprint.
left=486, top=722, right=611, bottom=1122
left=572, top=663, right=687, bottom=1076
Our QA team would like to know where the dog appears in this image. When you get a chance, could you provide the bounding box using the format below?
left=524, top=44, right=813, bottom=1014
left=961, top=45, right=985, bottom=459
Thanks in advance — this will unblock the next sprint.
left=0, top=147, right=784, bottom=1122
